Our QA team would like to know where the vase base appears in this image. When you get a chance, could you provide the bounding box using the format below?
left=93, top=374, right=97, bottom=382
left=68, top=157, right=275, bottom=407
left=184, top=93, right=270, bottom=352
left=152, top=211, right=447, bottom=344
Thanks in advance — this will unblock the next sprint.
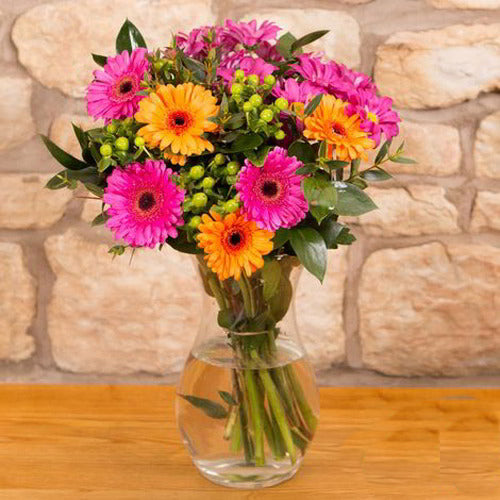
left=194, top=456, right=303, bottom=489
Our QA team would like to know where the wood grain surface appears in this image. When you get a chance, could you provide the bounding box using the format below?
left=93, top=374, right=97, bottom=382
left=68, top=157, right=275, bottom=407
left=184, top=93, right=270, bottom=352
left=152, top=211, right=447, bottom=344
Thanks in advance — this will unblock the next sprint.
left=0, top=385, right=499, bottom=499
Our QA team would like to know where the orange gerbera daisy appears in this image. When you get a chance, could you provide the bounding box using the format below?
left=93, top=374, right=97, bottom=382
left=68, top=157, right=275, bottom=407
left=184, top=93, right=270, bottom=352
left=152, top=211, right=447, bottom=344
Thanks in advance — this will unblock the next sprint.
left=197, top=210, right=274, bottom=281
left=304, top=95, right=375, bottom=161
left=164, top=152, right=187, bottom=166
left=135, top=83, right=219, bottom=156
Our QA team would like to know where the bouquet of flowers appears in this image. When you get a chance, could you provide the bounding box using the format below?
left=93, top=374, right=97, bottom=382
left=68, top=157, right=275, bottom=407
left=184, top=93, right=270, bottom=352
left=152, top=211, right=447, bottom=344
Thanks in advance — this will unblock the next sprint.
left=42, top=19, right=413, bottom=486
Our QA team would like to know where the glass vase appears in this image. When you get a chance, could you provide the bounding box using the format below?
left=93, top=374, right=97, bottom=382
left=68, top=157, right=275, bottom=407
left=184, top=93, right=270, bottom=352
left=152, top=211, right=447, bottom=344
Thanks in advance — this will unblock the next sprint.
left=175, top=255, right=320, bottom=489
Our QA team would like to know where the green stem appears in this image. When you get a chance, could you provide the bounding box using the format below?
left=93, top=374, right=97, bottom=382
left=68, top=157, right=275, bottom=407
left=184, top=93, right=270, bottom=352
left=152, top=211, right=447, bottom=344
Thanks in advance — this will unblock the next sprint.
left=232, top=369, right=253, bottom=463
left=256, top=360, right=296, bottom=465
left=207, top=275, right=226, bottom=311
left=245, top=368, right=265, bottom=466
left=285, top=365, right=318, bottom=435
left=223, top=404, right=238, bottom=440
left=230, top=414, right=242, bottom=452
left=240, top=274, right=256, bottom=318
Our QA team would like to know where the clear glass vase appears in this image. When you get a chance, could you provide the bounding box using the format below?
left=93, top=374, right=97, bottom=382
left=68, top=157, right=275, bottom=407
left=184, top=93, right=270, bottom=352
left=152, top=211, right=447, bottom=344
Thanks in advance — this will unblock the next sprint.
left=175, top=255, right=320, bottom=489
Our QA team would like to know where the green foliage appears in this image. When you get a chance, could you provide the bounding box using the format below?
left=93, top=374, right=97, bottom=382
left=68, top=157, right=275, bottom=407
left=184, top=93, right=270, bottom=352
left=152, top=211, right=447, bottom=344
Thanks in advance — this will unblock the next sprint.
left=276, top=32, right=297, bottom=59
left=302, top=177, right=337, bottom=224
left=219, top=391, right=237, bottom=406
left=288, top=140, right=316, bottom=164
left=115, top=19, right=147, bottom=54
left=261, top=260, right=282, bottom=301
left=289, top=227, right=327, bottom=283
left=304, top=94, right=323, bottom=117
left=291, top=30, right=329, bottom=53
left=41, top=135, right=89, bottom=170
left=91, top=54, right=107, bottom=66
left=334, top=182, right=377, bottom=216
left=179, top=394, right=228, bottom=419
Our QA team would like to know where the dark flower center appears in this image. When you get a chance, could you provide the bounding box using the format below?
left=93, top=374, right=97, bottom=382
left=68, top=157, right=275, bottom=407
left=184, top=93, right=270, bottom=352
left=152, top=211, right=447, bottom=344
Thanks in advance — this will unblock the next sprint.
left=138, top=192, right=156, bottom=211
left=168, top=111, right=192, bottom=134
left=261, top=180, right=279, bottom=198
left=119, top=80, right=133, bottom=94
left=332, top=122, right=346, bottom=136
left=227, top=230, right=245, bottom=249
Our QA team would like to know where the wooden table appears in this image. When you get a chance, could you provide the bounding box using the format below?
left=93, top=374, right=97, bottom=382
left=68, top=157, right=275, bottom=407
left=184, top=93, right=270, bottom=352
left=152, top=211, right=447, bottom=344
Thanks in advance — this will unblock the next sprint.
left=0, top=385, right=499, bottom=499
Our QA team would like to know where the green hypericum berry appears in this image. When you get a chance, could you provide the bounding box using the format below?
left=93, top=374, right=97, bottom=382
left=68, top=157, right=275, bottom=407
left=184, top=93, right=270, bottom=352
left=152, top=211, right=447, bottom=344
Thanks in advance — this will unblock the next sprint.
left=231, top=83, right=244, bottom=95
left=202, top=177, right=215, bottom=189
left=264, top=74, right=276, bottom=86
left=275, top=97, right=289, bottom=110
left=192, top=192, right=208, bottom=208
left=247, top=74, right=259, bottom=86
left=243, top=101, right=253, bottom=113
left=188, top=215, right=201, bottom=229
left=224, top=200, right=239, bottom=213
left=226, top=161, right=240, bottom=175
left=226, top=175, right=238, bottom=185
left=274, top=130, right=286, bottom=141
left=189, top=165, right=205, bottom=180
left=249, top=94, right=263, bottom=107
left=106, top=123, right=117, bottom=134
left=234, top=69, right=245, bottom=81
left=115, top=137, right=129, bottom=151
left=260, top=109, right=274, bottom=123
left=214, top=153, right=226, bottom=165
left=153, top=60, right=166, bottom=71
left=99, top=144, right=113, bottom=157
left=134, top=136, right=145, bottom=147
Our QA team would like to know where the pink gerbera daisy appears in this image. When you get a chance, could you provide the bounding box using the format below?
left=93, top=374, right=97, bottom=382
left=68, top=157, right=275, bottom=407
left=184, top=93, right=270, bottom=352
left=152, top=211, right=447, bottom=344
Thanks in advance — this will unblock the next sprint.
left=223, top=19, right=281, bottom=47
left=235, top=147, right=308, bottom=231
left=217, top=51, right=277, bottom=85
left=86, top=48, right=149, bottom=123
left=103, top=160, right=184, bottom=248
left=346, top=90, right=401, bottom=146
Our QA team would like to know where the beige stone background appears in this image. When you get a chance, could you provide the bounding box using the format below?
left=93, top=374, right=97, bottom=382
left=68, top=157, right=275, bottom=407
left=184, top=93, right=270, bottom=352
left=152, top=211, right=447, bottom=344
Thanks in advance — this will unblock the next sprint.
left=0, top=0, right=499, bottom=386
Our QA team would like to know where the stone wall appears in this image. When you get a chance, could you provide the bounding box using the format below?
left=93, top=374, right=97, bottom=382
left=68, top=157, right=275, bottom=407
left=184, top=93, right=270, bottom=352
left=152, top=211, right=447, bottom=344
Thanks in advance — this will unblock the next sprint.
left=0, top=0, right=499, bottom=385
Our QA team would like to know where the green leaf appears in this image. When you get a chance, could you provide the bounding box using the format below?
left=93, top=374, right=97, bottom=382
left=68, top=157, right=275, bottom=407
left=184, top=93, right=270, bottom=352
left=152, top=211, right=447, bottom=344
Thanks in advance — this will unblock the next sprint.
left=295, top=164, right=316, bottom=175
left=71, top=124, right=88, bottom=151
left=302, top=177, right=337, bottom=224
left=41, top=135, right=89, bottom=170
left=324, top=160, right=349, bottom=169
left=288, top=140, right=316, bottom=164
left=166, top=234, right=203, bottom=255
left=179, top=394, right=228, bottom=419
left=115, top=19, right=147, bottom=54
left=91, top=53, right=107, bottom=66
left=244, top=145, right=270, bottom=167
left=361, top=168, right=393, bottom=181
left=179, top=52, right=206, bottom=80
left=272, top=229, right=290, bottom=249
left=262, top=260, right=282, bottom=301
left=269, top=274, right=293, bottom=322
left=224, top=112, right=245, bottom=130
left=217, top=309, right=235, bottom=329
left=108, top=245, right=126, bottom=257
left=225, top=133, right=263, bottom=153
left=276, top=32, right=297, bottom=59
left=45, top=167, right=100, bottom=190
left=98, top=156, right=112, bottom=173
left=85, top=183, right=104, bottom=197
left=318, top=218, right=344, bottom=248
left=91, top=211, right=109, bottom=227
left=374, top=138, right=392, bottom=165
left=304, top=94, right=323, bottom=117
left=289, top=227, right=327, bottom=283
left=291, top=30, right=329, bottom=53
left=390, top=156, right=417, bottom=164
left=219, top=391, right=236, bottom=406
left=334, top=182, right=377, bottom=216
left=336, top=227, right=356, bottom=245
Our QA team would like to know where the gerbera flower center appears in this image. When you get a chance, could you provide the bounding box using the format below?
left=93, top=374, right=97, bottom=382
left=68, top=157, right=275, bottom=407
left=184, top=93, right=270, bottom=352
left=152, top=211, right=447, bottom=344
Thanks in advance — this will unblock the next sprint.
left=366, top=111, right=379, bottom=124
left=112, top=75, right=138, bottom=102
left=138, top=192, right=156, bottom=211
left=261, top=180, right=279, bottom=199
left=332, top=122, right=346, bottom=136
left=167, top=111, right=194, bottom=135
left=226, top=229, right=246, bottom=251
